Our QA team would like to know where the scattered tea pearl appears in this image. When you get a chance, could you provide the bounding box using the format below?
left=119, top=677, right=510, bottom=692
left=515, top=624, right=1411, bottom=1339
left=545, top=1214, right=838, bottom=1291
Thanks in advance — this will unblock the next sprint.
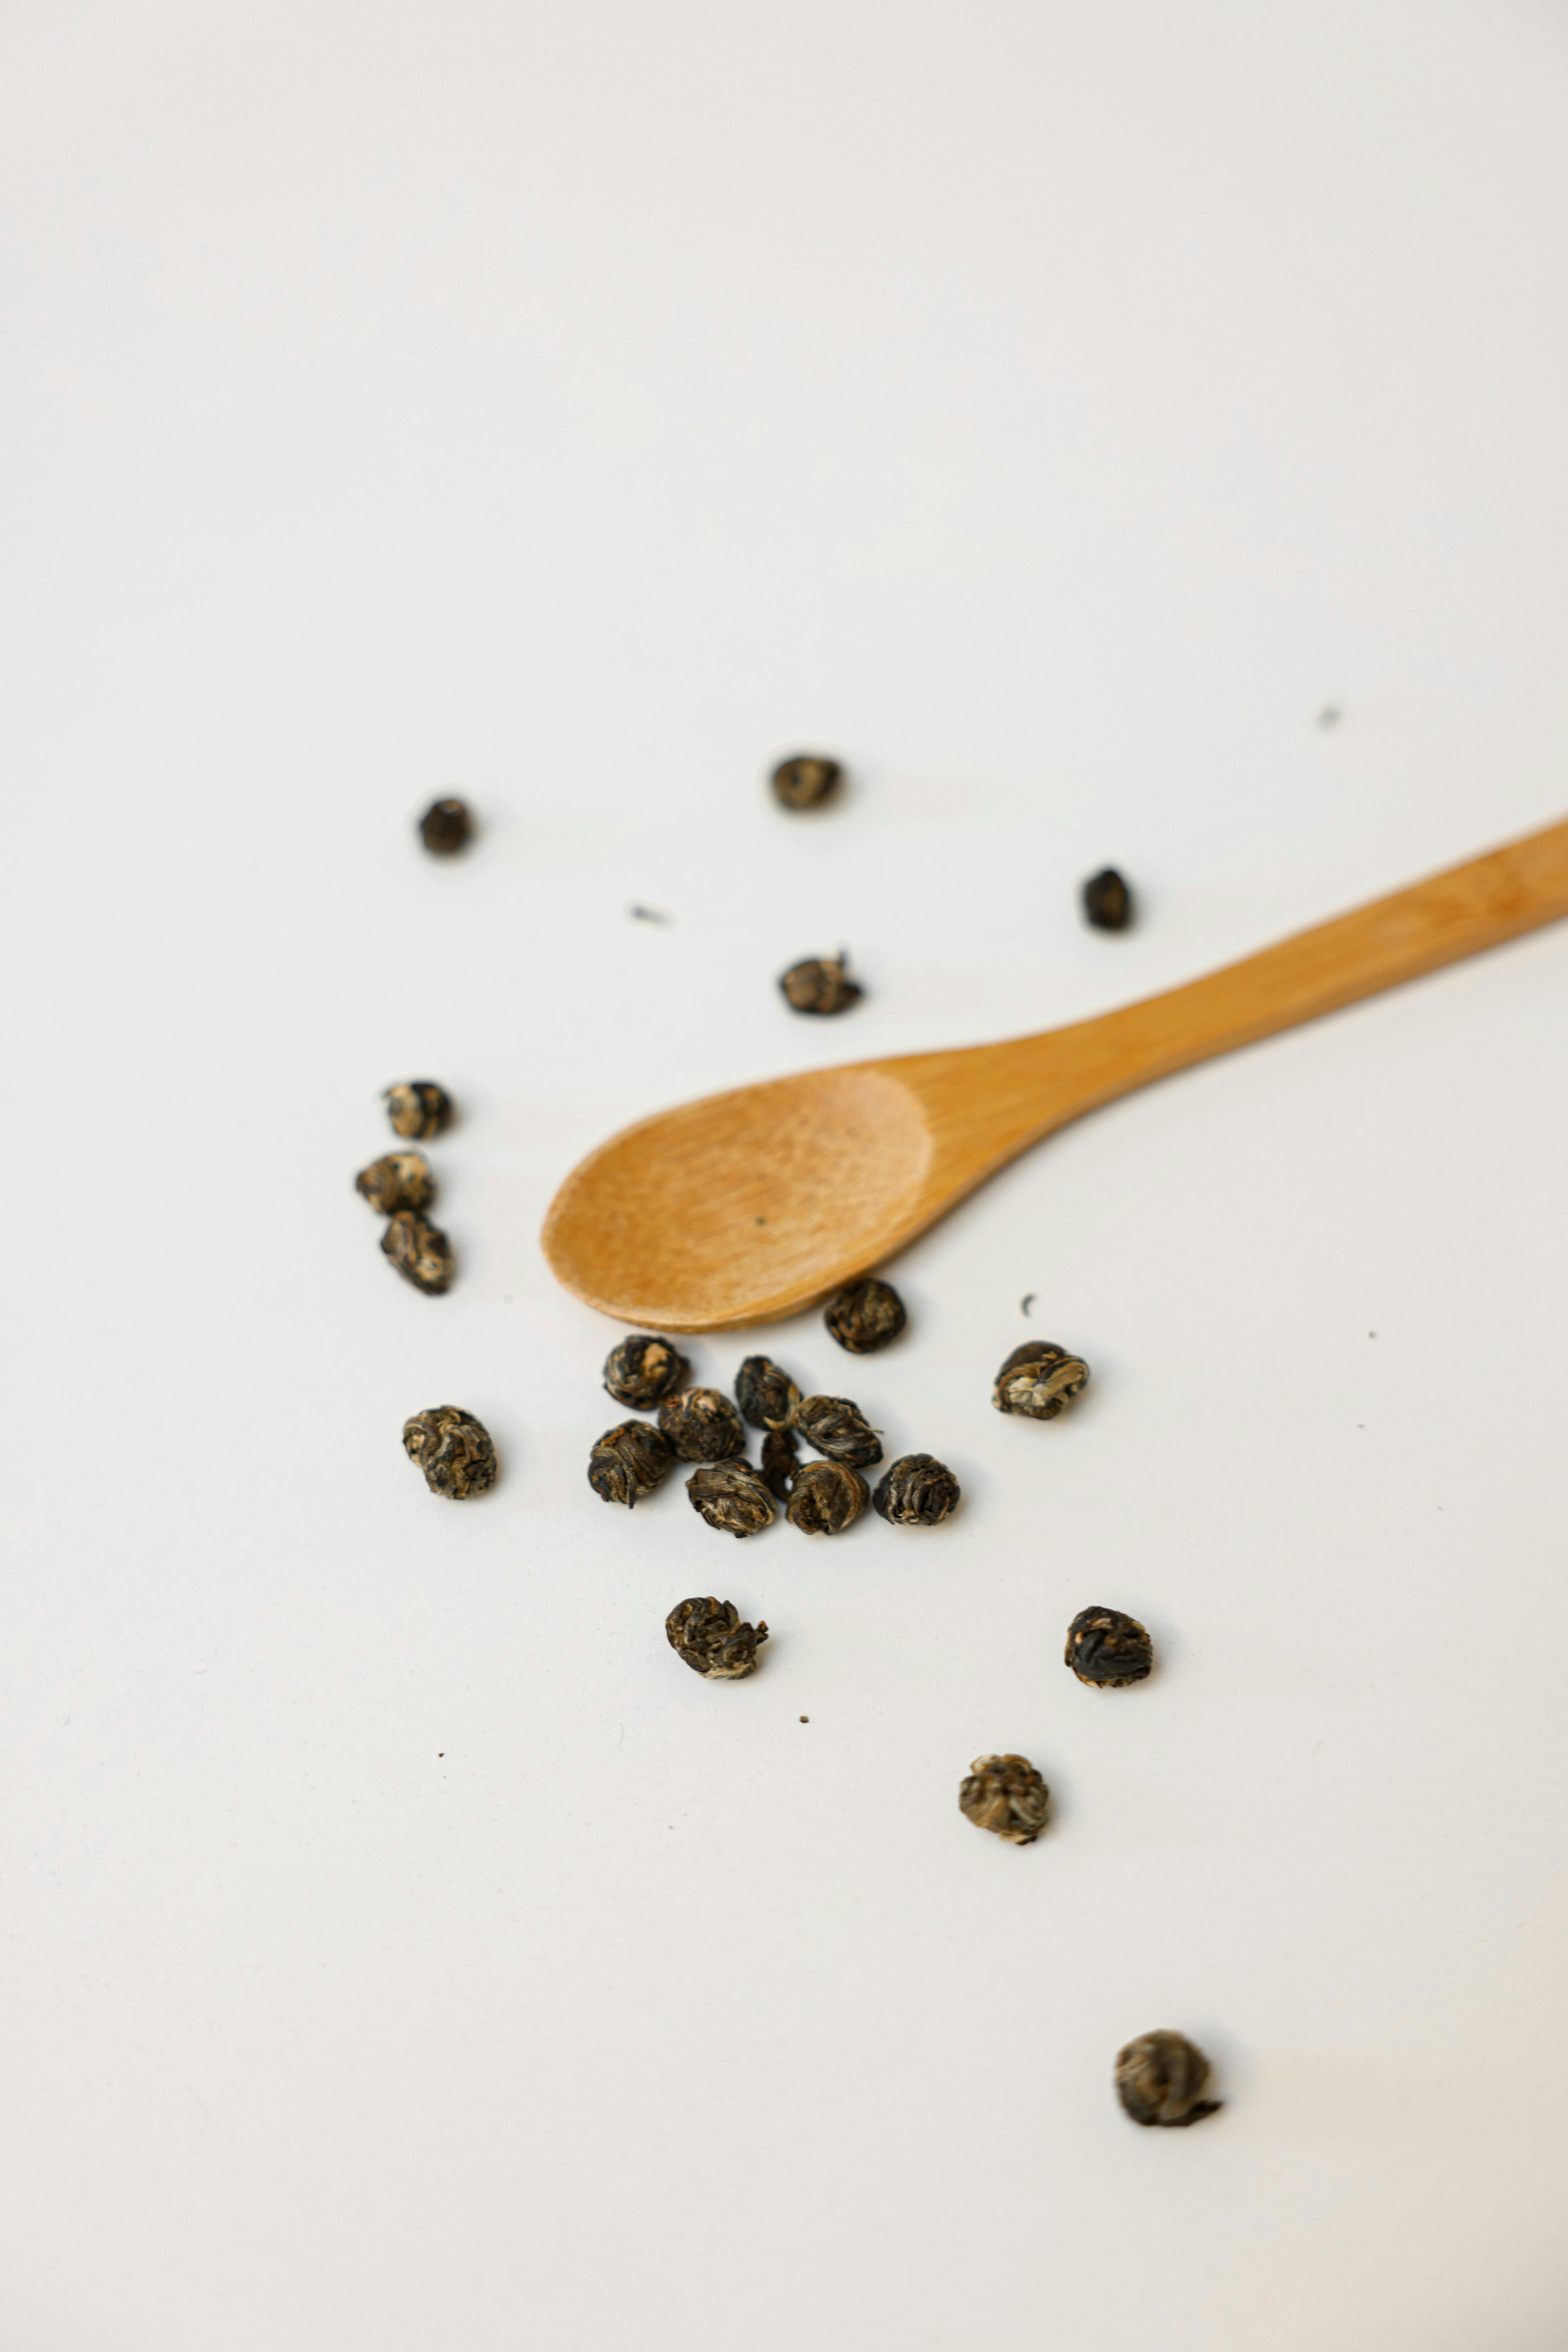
left=959, top=1754, right=1050, bottom=1845
left=770, top=753, right=842, bottom=810
left=418, top=797, right=473, bottom=854
left=666, top=1596, right=769, bottom=1679
left=1082, top=867, right=1133, bottom=931
left=403, top=1406, right=496, bottom=1499
left=1114, top=2032, right=1221, bottom=2128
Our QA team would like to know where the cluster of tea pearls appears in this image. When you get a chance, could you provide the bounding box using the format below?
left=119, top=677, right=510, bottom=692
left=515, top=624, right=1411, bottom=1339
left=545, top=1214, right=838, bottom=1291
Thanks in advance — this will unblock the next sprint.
left=586, top=1282, right=961, bottom=1726
left=587, top=1281, right=959, bottom=1548
left=356, top=1082, right=458, bottom=1295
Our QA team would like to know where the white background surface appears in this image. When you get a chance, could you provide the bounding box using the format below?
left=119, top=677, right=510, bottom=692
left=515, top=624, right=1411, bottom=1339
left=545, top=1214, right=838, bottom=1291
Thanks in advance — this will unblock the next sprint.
left=5, top=3, right=1568, bottom=2345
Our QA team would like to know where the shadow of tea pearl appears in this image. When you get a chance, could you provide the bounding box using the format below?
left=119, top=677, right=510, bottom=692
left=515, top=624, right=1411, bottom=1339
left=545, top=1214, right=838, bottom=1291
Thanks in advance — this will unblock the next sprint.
left=383, top=1080, right=453, bottom=1140
left=403, top=1405, right=497, bottom=1499
left=418, top=796, right=473, bottom=854
left=992, top=1341, right=1089, bottom=1419
left=1114, top=2032, right=1221, bottom=2128
left=603, top=1332, right=690, bottom=1411
left=872, top=1454, right=961, bottom=1527
left=794, top=1395, right=882, bottom=1468
left=735, top=1354, right=801, bottom=1431
left=666, top=1596, right=769, bottom=1678
left=761, top=1427, right=799, bottom=1500
left=658, top=1387, right=745, bottom=1462
left=381, top=1210, right=456, bottom=1293
left=1065, top=1606, right=1153, bottom=1687
left=1082, top=867, right=1133, bottom=931
left=823, top=1276, right=906, bottom=1354
left=959, top=1754, right=1050, bottom=1844
left=778, top=953, right=862, bottom=1015
left=588, top=1421, right=674, bottom=1507
left=686, top=1461, right=776, bottom=1537
left=785, top=1459, right=868, bottom=1534
left=770, top=752, right=842, bottom=810
left=355, top=1151, right=435, bottom=1215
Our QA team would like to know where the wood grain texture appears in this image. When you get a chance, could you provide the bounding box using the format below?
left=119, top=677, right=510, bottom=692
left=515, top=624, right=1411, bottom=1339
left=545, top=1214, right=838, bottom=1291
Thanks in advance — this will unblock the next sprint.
left=542, top=814, right=1568, bottom=1328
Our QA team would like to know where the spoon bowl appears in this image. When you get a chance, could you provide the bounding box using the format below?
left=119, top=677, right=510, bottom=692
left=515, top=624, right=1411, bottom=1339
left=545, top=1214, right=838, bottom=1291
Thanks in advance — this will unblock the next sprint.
left=543, top=1063, right=936, bottom=1328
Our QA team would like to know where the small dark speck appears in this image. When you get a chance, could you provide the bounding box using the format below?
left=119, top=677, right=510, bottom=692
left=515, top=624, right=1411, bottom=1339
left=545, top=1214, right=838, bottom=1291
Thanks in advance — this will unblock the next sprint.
left=1317, top=705, right=1342, bottom=728
left=1020, top=1292, right=1035, bottom=1317
left=628, top=903, right=672, bottom=924
left=756, top=1216, right=767, bottom=1226
left=438, top=1751, right=444, bottom=1758
left=1368, top=1330, right=1377, bottom=1338
left=800, top=1715, right=809, bottom=1723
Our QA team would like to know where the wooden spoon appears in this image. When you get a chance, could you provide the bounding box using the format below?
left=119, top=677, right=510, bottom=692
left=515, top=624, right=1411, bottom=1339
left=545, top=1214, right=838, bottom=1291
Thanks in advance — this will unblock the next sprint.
left=543, top=814, right=1568, bottom=1329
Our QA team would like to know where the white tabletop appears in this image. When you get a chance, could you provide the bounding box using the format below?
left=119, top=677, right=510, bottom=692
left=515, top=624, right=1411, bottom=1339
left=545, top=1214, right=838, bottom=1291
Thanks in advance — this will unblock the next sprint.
left=5, top=4, right=1568, bottom=2345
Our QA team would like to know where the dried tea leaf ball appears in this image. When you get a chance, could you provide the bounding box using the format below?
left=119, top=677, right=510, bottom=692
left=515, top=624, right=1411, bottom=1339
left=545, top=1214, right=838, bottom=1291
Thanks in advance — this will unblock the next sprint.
left=959, top=1754, right=1050, bottom=1845
left=1082, top=867, right=1134, bottom=931
left=1114, top=2032, right=1220, bottom=2128
left=603, top=1333, right=690, bottom=1412
left=381, top=1210, right=456, bottom=1294
left=657, top=1387, right=745, bottom=1463
left=785, top=1458, right=868, bottom=1534
left=355, top=1151, right=435, bottom=1215
left=770, top=752, right=842, bottom=811
left=666, top=1596, right=769, bottom=1679
left=418, top=797, right=474, bottom=854
left=383, top=1080, right=453, bottom=1140
left=823, top=1276, right=906, bottom=1354
left=735, top=1354, right=801, bottom=1432
left=1065, top=1606, right=1153, bottom=1688
left=779, top=953, right=862, bottom=1016
left=588, top=1420, right=674, bottom=1507
left=794, top=1395, right=883, bottom=1468
left=872, top=1453, right=961, bottom=1527
left=686, top=1461, right=776, bottom=1538
left=760, top=1426, right=799, bottom=1501
left=992, top=1340, right=1089, bottom=1420
left=403, top=1405, right=497, bottom=1499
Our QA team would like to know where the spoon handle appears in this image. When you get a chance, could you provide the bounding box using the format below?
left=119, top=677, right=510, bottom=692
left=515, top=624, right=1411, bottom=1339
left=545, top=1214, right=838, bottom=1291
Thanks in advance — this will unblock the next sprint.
left=977, top=812, right=1568, bottom=1131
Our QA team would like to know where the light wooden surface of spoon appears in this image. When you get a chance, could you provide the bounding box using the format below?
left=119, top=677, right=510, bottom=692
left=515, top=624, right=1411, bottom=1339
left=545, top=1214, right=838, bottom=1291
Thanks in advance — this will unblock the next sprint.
left=543, top=813, right=1568, bottom=1329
